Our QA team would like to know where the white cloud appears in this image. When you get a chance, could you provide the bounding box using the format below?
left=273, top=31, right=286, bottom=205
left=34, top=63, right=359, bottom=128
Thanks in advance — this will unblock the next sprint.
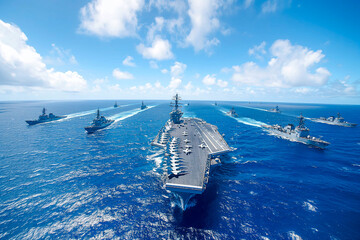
left=0, top=20, right=87, bottom=92
left=79, top=0, right=144, bottom=37
left=262, top=0, right=278, bottom=13
left=147, top=17, right=165, bottom=42
left=184, top=81, right=194, bottom=91
left=112, top=68, right=134, bottom=80
left=161, top=68, right=168, bottom=74
left=168, top=78, right=182, bottom=89
left=122, top=56, right=135, bottom=67
left=170, top=61, right=187, bottom=77
left=217, top=79, right=228, bottom=88
left=202, top=74, right=216, bottom=85
left=232, top=39, right=331, bottom=88
left=202, top=74, right=227, bottom=87
left=186, top=0, right=221, bottom=51
left=136, top=37, right=174, bottom=60
left=249, top=41, right=266, bottom=59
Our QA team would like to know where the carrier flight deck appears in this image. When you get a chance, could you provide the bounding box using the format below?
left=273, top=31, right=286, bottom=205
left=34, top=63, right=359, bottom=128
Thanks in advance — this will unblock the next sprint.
left=152, top=94, right=232, bottom=206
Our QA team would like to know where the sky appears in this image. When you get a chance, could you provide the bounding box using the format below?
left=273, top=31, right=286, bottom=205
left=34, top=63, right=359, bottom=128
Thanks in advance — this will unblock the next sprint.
left=0, top=0, right=359, bottom=104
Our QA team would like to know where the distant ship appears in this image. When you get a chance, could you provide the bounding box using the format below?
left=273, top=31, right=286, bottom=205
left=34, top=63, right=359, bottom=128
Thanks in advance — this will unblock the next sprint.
left=311, top=113, right=356, bottom=127
left=26, top=108, right=66, bottom=125
left=84, top=109, right=114, bottom=133
left=152, top=94, right=232, bottom=209
left=227, top=107, right=238, bottom=117
left=264, top=115, right=330, bottom=149
left=140, top=101, right=147, bottom=110
left=268, top=106, right=280, bottom=113
left=214, top=102, right=217, bottom=106
left=114, top=101, right=118, bottom=108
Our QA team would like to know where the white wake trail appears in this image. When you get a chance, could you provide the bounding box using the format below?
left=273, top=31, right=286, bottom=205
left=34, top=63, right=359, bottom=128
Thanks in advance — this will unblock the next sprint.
left=109, top=105, right=156, bottom=123
left=220, top=109, right=266, bottom=128
left=65, top=104, right=133, bottom=119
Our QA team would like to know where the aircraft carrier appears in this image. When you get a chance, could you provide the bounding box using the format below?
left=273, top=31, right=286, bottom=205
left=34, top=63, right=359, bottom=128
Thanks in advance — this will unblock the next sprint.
left=152, top=94, right=232, bottom=208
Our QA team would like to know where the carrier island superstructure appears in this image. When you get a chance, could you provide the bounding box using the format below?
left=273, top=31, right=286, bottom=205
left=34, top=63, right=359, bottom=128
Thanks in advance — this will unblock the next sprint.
left=152, top=94, right=232, bottom=208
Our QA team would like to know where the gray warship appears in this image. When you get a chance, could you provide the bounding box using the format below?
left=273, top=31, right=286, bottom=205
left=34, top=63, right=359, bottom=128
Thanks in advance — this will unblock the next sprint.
left=311, top=113, right=357, bottom=127
left=114, top=101, right=118, bottom=108
left=264, top=115, right=330, bottom=149
left=26, top=108, right=66, bottom=125
left=268, top=105, right=280, bottom=113
left=151, top=94, right=232, bottom=208
left=226, top=107, right=238, bottom=117
left=84, top=109, right=114, bottom=133
left=140, top=101, right=147, bottom=110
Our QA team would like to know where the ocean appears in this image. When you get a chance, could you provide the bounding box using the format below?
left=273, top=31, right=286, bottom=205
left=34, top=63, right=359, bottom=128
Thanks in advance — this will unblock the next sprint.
left=0, top=100, right=359, bottom=239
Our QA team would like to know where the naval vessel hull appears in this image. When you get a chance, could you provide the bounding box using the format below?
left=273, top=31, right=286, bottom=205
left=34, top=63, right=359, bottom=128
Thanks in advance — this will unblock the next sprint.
left=265, top=128, right=329, bottom=149
left=311, top=119, right=357, bottom=127
left=152, top=117, right=232, bottom=208
left=84, top=120, right=114, bottom=133
left=26, top=116, right=66, bottom=125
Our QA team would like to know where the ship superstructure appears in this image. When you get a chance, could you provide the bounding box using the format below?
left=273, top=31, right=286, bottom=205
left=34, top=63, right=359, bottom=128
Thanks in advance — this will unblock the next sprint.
left=152, top=94, right=232, bottom=208
left=141, top=101, right=147, bottom=110
left=26, top=108, right=66, bottom=125
left=268, top=106, right=280, bottom=113
left=84, top=109, right=114, bottom=133
left=312, top=113, right=356, bottom=127
left=227, top=107, right=238, bottom=117
left=264, top=115, right=330, bottom=149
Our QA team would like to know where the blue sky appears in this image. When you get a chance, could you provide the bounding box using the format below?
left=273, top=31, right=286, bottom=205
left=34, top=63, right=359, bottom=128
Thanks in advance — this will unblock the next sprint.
left=0, top=0, right=359, bottom=103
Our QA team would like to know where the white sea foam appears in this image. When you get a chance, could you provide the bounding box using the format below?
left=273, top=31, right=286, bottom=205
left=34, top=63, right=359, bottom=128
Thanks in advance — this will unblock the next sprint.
left=288, top=231, right=303, bottom=240
left=236, top=117, right=266, bottom=127
left=303, top=200, right=317, bottom=212
left=109, top=105, right=156, bottom=123
left=238, top=105, right=269, bottom=112
left=65, top=104, right=133, bottom=119
left=182, top=111, right=196, bottom=118
left=220, top=109, right=265, bottom=127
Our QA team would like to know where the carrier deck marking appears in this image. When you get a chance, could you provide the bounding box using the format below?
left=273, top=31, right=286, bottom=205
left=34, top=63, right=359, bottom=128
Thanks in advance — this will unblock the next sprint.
left=152, top=117, right=231, bottom=194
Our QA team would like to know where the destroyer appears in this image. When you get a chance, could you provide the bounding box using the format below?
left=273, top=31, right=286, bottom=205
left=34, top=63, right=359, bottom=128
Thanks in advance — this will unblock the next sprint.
left=140, top=101, right=147, bottom=110
left=311, top=113, right=356, bottom=127
left=26, top=108, right=66, bottom=125
left=152, top=94, right=232, bottom=208
left=84, top=109, right=114, bottom=133
left=264, top=115, right=330, bottom=149
left=227, top=107, right=238, bottom=117
left=268, top=106, right=280, bottom=113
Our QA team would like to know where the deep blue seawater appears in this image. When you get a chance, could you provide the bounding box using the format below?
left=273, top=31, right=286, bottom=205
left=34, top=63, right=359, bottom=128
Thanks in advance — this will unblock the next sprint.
left=0, top=100, right=359, bottom=239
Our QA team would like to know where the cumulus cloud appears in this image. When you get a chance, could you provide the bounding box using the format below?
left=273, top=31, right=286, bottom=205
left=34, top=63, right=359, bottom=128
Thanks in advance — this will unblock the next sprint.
left=202, top=74, right=228, bottom=87
left=112, top=68, right=134, bottom=79
left=202, top=74, right=216, bottom=85
left=167, top=61, right=187, bottom=90
left=0, top=20, right=87, bottom=92
left=79, top=0, right=144, bottom=37
left=232, top=39, right=331, bottom=88
left=136, top=37, right=174, bottom=60
left=171, top=61, right=187, bottom=77
left=186, top=0, right=221, bottom=51
left=122, top=56, right=135, bottom=67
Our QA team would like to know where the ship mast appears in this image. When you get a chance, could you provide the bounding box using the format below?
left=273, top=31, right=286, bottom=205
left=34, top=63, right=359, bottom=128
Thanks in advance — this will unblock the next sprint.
left=298, top=114, right=305, bottom=128
left=170, top=93, right=183, bottom=124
